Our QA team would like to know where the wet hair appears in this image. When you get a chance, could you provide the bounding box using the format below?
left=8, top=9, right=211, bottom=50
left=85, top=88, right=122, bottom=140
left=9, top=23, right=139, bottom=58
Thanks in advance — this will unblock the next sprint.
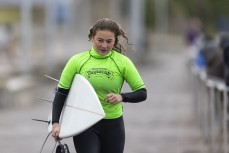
left=88, top=18, right=131, bottom=54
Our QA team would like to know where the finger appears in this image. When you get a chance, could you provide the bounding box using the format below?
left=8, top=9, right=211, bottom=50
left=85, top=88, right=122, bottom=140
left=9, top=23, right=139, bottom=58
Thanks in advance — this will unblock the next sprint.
left=52, top=128, right=59, bottom=136
left=109, top=96, right=117, bottom=102
left=106, top=95, right=114, bottom=101
left=52, top=131, right=59, bottom=141
left=105, top=94, right=113, bottom=102
left=108, top=97, right=118, bottom=104
left=52, top=130, right=57, bottom=137
left=52, top=130, right=55, bottom=137
left=105, top=94, right=112, bottom=99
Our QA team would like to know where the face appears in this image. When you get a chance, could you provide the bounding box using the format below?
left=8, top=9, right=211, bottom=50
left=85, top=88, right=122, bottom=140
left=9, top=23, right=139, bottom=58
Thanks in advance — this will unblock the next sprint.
left=91, top=29, right=115, bottom=55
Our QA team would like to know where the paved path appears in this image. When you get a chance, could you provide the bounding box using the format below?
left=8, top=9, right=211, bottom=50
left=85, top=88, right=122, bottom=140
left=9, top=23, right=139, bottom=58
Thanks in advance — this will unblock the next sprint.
left=124, top=49, right=209, bottom=153
left=0, top=36, right=209, bottom=153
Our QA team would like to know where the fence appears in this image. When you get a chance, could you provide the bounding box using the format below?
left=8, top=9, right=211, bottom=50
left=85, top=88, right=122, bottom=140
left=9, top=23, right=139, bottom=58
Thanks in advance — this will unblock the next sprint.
left=192, top=65, right=228, bottom=153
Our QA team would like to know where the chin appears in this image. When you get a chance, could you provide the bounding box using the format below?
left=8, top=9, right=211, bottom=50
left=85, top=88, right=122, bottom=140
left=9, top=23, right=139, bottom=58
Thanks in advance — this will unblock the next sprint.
left=101, top=52, right=108, bottom=55
left=99, top=51, right=109, bottom=55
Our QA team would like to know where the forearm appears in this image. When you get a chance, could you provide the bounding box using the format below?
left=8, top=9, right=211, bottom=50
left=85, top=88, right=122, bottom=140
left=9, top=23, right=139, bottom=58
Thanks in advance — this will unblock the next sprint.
left=52, top=87, right=69, bottom=124
left=121, top=88, right=147, bottom=103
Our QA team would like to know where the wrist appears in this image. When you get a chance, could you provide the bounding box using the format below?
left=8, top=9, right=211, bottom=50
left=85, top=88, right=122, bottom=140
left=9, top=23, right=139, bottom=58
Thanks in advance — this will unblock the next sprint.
left=52, top=121, right=59, bottom=125
left=120, top=93, right=126, bottom=102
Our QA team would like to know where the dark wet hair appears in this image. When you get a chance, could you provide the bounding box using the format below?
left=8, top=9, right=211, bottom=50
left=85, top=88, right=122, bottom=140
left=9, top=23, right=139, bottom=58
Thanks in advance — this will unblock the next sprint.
left=88, top=18, right=131, bottom=54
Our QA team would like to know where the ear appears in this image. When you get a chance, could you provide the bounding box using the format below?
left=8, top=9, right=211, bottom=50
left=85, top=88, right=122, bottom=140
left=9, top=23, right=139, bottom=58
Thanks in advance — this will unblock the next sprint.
left=91, top=36, right=96, bottom=43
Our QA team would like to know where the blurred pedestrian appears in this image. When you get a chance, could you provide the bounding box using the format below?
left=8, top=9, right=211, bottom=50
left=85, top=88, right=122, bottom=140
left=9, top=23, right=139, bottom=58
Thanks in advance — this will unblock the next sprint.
left=185, top=17, right=204, bottom=69
left=217, top=16, right=229, bottom=33
left=51, top=18, right=147, bottom=153
left=200, top=33, right=224, bottom=79
left=219, top=32, right=229, bottom=86
left=185, top=17, right=202, bottom=46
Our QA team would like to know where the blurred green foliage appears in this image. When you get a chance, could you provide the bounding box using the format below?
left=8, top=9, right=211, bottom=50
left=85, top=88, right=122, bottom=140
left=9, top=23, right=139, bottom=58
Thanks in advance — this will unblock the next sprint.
left=171, top=0, right=229, bottom=28
left=145, top=0, right=155, bottom=28
left=145, top=0, right=229, bottom=32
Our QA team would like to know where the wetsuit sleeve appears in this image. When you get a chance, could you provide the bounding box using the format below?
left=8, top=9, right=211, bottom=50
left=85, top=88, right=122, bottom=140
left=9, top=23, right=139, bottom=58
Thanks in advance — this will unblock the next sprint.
left=120, top=57, right=147, bottom=103
left=123, top=57, right=145, bottom=91
left=52, top=56, right=78, bottom=124
left=52, top=88, right=69, bottom=124
left=58, top=56, right=79, bottom=89
left=121, top=88, right=147, bottom=103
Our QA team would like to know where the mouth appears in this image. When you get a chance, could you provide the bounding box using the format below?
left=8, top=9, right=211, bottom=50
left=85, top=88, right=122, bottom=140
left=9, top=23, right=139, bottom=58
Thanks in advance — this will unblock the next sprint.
left=100, top=49, right=108, bottom=54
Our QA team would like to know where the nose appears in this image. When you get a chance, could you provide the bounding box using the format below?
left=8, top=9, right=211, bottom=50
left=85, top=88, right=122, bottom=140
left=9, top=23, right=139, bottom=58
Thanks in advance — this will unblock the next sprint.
left=101, top=42, right=108, bottom=48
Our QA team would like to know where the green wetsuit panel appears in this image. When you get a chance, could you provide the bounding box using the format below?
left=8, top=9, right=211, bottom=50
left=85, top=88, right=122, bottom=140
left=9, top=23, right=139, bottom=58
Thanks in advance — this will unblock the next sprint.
left=58, top=47, right=145, bottom=119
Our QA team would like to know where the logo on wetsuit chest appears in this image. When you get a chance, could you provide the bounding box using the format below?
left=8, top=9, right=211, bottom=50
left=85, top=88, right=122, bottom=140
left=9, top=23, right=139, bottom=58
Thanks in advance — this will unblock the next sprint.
left=86, top=68, right=114, bottom=79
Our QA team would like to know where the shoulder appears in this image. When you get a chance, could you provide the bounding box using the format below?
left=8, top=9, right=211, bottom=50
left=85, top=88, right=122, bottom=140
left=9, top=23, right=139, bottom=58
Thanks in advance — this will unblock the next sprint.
left=68, top=50, right=90, bottom=63
left=63, top=50, right=90, bottom=70
left=111, top=50, right=136, bottom=71
left=111, top=51, right=133, bottom=66
left=111, top=50, right=132, bottom=63
left=71, top=50, right=90, bottom=60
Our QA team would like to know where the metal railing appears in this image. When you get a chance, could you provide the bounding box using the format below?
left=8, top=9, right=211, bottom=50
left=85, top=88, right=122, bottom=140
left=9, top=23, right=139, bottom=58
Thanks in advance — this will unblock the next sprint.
left=192, top=66, right=228, bottom=153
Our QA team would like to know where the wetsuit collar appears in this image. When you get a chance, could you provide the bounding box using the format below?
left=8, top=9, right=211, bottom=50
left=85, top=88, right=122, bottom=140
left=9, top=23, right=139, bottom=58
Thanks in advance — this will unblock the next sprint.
left=90, top=47, right=112, bottom=59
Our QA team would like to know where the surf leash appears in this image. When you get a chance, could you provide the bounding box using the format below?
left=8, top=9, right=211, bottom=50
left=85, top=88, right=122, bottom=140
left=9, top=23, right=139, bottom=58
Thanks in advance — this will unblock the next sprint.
left=39, top=131, right=52, bottom=153
left=38, top=131, right=61, bottom=153
left=52, top=141, right=57, bottom=153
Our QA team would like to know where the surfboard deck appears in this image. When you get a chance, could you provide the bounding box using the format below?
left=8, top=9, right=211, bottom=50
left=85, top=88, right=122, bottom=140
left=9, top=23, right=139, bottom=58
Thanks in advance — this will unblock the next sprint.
left=48, top=74, right=105, bottom=139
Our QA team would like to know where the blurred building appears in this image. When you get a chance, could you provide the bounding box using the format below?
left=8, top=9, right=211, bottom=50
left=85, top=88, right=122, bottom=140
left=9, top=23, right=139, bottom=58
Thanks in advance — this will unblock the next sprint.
left=0, top=0, right=151, bottom=72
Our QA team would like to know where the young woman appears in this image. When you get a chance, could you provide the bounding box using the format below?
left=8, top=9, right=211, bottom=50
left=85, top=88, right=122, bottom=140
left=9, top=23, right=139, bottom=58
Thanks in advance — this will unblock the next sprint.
left=52, top=18, right=147, bottom=153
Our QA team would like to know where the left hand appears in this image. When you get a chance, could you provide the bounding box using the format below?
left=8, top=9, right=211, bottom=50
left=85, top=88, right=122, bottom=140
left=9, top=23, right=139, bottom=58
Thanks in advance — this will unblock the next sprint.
left=105, top=93, right=122, bottom=104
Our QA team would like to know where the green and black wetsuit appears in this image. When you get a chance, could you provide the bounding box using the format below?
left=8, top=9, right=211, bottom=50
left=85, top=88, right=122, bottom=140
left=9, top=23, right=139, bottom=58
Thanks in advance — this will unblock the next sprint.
left=52, top=47, right=147, bottom=153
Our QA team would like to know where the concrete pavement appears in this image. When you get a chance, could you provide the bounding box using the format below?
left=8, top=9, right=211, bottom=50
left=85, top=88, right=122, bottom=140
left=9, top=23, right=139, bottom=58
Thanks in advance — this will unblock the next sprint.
left=123, top=49, right=209, bottom=153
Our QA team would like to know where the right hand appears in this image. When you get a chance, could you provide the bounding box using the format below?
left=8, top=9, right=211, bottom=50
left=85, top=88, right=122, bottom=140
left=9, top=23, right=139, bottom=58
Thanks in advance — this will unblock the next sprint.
left=52, top=123, right=60, bottom=141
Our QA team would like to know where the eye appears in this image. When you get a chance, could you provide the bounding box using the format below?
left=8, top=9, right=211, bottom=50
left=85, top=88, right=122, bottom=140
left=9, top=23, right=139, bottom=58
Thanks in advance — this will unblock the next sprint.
left=98, top=39, right=104, bottom=43
left=106, top=40, right=113, bottom=44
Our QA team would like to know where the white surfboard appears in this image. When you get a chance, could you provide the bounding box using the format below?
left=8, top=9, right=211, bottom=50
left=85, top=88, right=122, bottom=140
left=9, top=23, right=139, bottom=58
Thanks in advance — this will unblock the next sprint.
left=48, top=74, right=105, bottom=139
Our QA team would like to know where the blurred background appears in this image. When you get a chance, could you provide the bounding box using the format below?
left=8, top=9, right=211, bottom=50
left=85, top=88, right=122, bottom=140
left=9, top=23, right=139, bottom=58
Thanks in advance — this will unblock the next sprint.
left=0, top=0, right=229, bottom=153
